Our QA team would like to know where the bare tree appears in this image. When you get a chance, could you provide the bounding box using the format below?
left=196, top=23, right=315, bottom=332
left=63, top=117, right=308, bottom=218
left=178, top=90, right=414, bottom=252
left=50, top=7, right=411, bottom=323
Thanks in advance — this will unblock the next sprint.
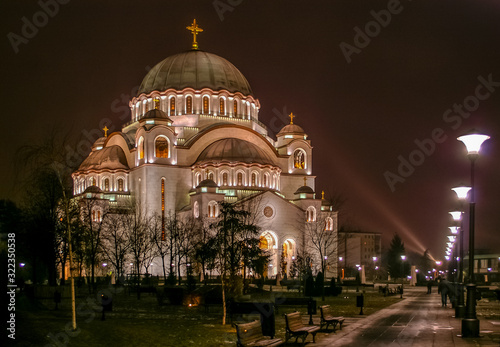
left=149, top=213, right=170, bottom=282
left=122, top=200, right=150, bottom=299
left=79, top=197, right=108, bottom=292
left=102, top=212, right=130, bottom=284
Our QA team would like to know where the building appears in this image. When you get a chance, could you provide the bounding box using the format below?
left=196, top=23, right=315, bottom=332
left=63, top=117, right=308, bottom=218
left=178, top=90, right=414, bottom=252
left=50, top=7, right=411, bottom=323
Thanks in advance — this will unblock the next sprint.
left=337, top=230, right=382, bottom=278
left=71, top=21, right=339, bottom=279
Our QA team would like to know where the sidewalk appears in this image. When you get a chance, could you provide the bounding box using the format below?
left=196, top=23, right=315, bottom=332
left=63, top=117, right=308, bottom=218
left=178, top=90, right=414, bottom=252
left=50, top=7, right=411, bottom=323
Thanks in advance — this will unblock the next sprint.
left=312, top=287, right=500, bottom=346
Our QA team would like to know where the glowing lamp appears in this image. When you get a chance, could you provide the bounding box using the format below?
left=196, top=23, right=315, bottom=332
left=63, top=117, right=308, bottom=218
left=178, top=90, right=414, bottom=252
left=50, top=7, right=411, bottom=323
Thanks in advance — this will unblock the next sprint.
left=452, top=186, right=471, bottom=200
left=436, top=261, right=442, bottom=265
left=401, top=255, right=406, bottom=261
left=372, top=257, right=378, bottom=261
left=448, top=236, right=456, bottom=242
left=449, top=211, right=463, bottom=221
left=445, top=256, right=450, bottom=261
left=449, top=227, right=459, bottom=234
left=457, top=133, right=490, bottom=155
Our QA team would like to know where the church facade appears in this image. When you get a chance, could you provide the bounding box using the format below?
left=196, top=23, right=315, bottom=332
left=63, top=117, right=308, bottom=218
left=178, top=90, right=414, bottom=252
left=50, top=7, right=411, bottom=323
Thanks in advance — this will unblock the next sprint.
left=72, top=21, right=338, bottom=279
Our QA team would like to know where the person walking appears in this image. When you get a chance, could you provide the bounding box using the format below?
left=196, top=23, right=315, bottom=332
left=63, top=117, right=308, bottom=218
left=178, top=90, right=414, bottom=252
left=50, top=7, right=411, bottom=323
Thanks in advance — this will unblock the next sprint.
left=438, top=277, right=450, bottom=307
left=427, top=280, right=433, bottom=294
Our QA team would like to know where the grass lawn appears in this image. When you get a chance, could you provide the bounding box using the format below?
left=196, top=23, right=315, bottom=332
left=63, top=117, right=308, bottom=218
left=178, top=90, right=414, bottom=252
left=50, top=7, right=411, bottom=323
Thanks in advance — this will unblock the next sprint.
left=15, top=286, right=401, bottom=347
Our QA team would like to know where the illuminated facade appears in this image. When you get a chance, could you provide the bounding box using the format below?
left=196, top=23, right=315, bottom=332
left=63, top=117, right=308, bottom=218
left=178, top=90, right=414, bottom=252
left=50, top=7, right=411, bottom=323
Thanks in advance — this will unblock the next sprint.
left=72, top=22, right=338, bottom=278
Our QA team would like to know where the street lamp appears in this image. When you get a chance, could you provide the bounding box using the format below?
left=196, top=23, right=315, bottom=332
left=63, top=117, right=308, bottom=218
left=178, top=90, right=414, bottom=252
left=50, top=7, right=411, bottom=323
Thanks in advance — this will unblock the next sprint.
left=457, top=131, right=490, bottom=338
left=451, top=196, right=469, bottom=319
left=400, top=255, right=406, bottom=298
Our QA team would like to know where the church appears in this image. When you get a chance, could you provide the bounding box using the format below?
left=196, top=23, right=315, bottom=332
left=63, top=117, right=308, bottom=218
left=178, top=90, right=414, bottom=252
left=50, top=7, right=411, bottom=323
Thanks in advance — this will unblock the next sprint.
left=71, top=20, right=338, bottom=279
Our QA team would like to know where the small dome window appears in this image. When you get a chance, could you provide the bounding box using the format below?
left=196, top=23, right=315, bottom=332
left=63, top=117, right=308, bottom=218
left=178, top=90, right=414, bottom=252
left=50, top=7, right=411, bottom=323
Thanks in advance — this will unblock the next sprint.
left=169, top=97, right=176, bottom=116
left=186, top=96, right=193, bottom=114
left=203, top=96, right=209, bottom=114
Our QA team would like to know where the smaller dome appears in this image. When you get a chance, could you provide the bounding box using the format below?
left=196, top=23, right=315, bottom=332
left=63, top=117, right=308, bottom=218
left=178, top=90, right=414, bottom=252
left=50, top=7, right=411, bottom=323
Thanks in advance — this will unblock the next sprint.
left=196, top=179, right=218, bottom=189
left=141, top=109, right=173, bottom=122
left=78, top=145, right=129, bottom=171
left=294, top=185, right=315, bottom=195
left=84, top=186, right=103, bottom=194
left=277, top=124, right=306, bottom=136
left=92, top=137, right=106, bottom=150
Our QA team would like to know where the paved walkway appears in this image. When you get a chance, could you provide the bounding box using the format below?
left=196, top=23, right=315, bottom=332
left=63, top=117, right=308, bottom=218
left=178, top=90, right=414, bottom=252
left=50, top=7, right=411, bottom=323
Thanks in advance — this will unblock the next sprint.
left=312, top=287, right=500, bottom=346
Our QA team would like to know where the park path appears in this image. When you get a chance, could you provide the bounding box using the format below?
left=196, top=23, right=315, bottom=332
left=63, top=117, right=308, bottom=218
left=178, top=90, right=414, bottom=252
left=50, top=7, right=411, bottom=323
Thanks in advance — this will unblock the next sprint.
left=313, top=287, right=500, bottom=347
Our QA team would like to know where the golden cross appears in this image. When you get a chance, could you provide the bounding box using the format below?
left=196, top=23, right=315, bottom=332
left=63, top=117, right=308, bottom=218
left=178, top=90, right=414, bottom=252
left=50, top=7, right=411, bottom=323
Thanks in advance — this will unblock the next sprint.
left=322, top=191, right=325, bottom=199
left=289, top=112, right=295, bottom=124
left=103, top=126, right=109, bottom=137
left=186, top=19, right=203, bottom=50
left=303, top=176, right=307, bottom=186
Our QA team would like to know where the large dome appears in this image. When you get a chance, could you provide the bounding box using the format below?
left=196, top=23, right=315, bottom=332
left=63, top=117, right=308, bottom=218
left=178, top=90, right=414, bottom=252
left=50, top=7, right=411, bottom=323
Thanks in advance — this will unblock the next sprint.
left=138, top=50, right=253, bottom=96
left=195, top=138, right=276, bottom=166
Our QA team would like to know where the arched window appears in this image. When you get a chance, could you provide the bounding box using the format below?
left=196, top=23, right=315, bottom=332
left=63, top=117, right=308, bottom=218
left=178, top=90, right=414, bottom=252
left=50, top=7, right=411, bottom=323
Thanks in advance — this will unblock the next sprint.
left=104, top=178, right=110, bottom=191
left=246, top=103, right=250, bottom=119
left=203, top=96, right=209, bottom=114
left=90, top=177, right=96, bottom=186
left=222, top=172, right=228, bottom=186
left=154, top=97, right=160, bottom=110
left=155, top=136, right=169, bottom=158
left=145, top=100, right=149, bottom=113
left=233, top=100, right=238, bottom=117
left=220, top=98, right=225, bottom=115
left=170, top=97, right=176, bottom=116
left=208, top=171, right=214, bottom=181
left=117, top=178, right=124, bottom=192
left=251, top=172, right=257, bottom=186
left=138, top=137, right=144, bottom=160
left=263, top=174, right=269, bottom=187
left=306, top=206, right=316, bottom=222
left=195, top=173, right=201, bottom=186
left=193, top=201, right=199, bottom=218
left=325, top=217, right=333, bottom=231
left=208, top=201, right=218, bottom=218
left=259, top=236, right=269, bottom=250
left=237, top=172, right=243, bottom=186
left=294, top=149, right=305, bottom=169
left=186, top=96, right=193, bottom=114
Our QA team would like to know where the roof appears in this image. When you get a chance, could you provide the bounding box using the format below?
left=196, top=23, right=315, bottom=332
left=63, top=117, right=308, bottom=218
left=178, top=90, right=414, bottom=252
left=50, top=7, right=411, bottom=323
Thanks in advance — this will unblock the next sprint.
left=294, top=185, right=315, bottom=194
left=196, top=179, right=219, bottom=188
left=141, top=109, right=173, bottom=122
left=78, top=145, right=129, bottom=171
left=83, top=186, right=103, bottom=194
left=138, top=50, right=253, bottom=96
left=195, top=138, right=277, bottom=166
left=277, top=124, right=306, bottom=136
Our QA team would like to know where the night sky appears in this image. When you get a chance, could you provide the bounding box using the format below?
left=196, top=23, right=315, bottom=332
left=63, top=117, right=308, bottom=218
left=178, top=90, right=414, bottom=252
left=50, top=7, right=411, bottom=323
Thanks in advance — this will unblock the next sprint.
left=2, top=0, right=500, bottom=260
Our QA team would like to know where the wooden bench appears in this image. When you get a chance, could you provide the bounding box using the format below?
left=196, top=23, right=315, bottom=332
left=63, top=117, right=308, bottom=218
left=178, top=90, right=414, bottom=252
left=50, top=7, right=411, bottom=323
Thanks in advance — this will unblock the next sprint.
left=235, top=320, right=283, bottom=347
left=319, top=305, right=345, bottom=332
left=284, top=311, right=320, bottom=345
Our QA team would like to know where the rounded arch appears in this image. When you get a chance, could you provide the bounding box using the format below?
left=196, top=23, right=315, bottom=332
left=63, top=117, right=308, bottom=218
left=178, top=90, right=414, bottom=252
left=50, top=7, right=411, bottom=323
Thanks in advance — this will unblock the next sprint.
left=169, top=95, right=176, bottom=116
left=250, top=170, right=259, bottom=187
left=185, top=94, right=193, bottom=114
left=325, top=216, right=334, bottom=231
left=137, top=136, right=145, bottom=160
left=154, top=135, right=170, bottom=158
left=293, top=148, right=306, bottom=169
left=208, top=200, right=219, bottom=218
left=235, top=169, right=246, bottom=186
left=219, top=170, right=230, bottom=186
left=306, top=206, right=316, bottom=222
left=202, top=94, right=210, bottom=114
left=259, top=231, right=278, bottom=250
left=193, top=201, right=199, bottom=218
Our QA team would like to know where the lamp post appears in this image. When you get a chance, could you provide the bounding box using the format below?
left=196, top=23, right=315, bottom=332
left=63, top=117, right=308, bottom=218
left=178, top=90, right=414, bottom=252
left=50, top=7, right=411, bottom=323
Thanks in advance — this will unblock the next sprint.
left=457, top=132, right=490, bottom=338
left=450, top=188, right=470, bottom=319
left=400, top=255, right=406, bottom=298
